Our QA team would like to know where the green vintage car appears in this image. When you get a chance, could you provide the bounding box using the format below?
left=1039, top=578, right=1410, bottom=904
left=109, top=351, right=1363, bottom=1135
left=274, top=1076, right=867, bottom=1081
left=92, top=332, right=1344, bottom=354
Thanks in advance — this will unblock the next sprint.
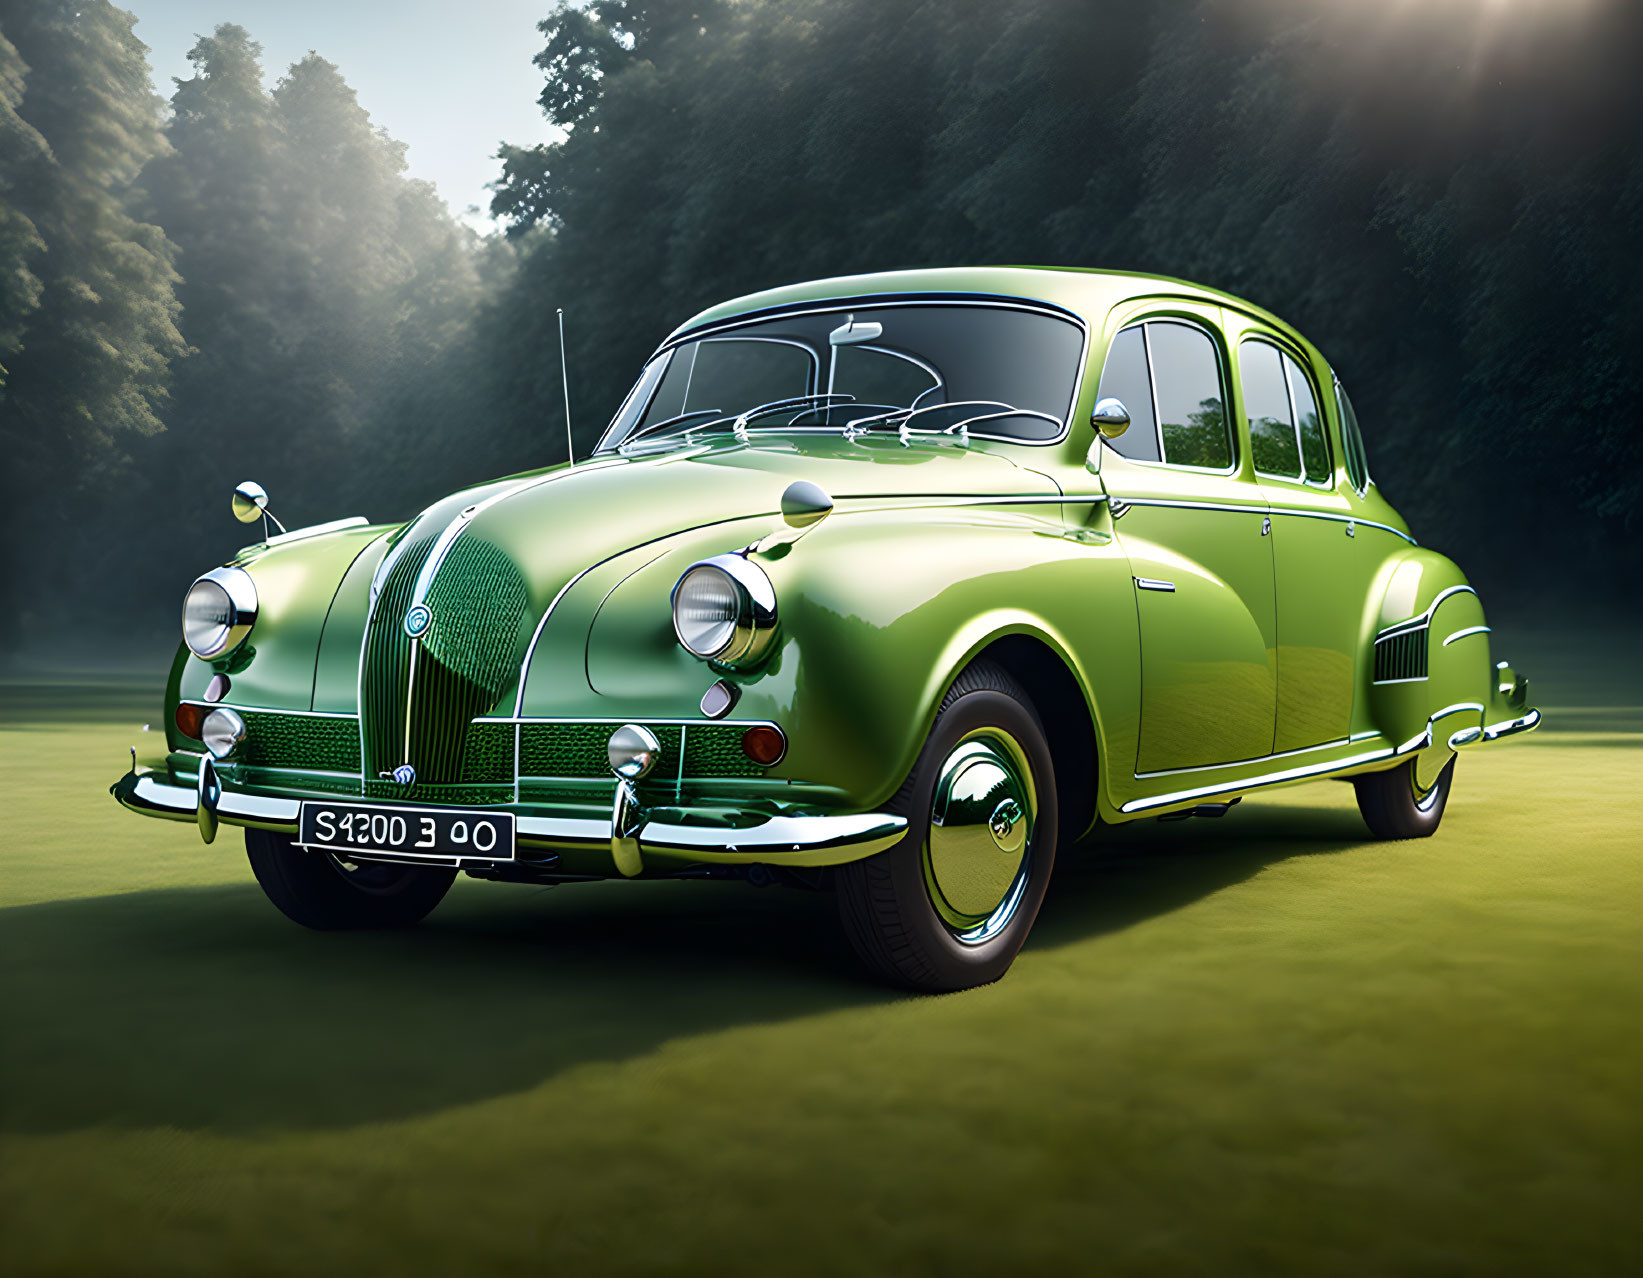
left=113, top=267, right=1539, bottom=990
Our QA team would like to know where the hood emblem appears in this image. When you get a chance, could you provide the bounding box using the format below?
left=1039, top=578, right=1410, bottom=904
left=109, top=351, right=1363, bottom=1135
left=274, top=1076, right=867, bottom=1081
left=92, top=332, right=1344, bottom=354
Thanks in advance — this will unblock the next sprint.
left=404, top=604, right=432, bottom=638
left=380, top=764, right=416, bottom=786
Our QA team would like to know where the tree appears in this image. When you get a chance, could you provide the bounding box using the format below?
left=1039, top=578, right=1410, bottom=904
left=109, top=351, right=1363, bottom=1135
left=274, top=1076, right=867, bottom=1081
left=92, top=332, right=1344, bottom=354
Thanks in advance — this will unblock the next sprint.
left=0, top=0, right=185, bottom=649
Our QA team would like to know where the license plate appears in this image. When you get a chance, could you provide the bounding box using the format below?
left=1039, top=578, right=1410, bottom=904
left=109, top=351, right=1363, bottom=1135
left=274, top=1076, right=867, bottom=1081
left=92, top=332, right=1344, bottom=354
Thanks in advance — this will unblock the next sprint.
left=298, top=802, right=515, bottom=862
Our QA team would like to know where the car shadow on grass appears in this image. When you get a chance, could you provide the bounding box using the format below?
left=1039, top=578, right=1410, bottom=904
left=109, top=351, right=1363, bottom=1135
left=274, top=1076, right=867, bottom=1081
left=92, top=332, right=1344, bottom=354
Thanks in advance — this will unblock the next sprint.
left=0, top=803, right=1369, bottom=1137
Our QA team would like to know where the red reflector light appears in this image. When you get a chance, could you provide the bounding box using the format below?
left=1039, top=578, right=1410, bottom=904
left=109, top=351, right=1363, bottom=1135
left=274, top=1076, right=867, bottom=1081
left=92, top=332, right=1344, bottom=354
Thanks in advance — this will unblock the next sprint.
left=175, top=702, right=207, bottom=739
left=741, top=725, right=786, bottom=766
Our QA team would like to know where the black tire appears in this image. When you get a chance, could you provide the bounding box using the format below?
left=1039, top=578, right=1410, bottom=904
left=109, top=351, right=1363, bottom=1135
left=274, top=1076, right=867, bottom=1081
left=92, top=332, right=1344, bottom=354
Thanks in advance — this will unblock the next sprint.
left=245, top=827, right=456, bottom=930
left=1353, top=754, right=1456, bottom=840
left=836, top=659, right=1059, bottom=992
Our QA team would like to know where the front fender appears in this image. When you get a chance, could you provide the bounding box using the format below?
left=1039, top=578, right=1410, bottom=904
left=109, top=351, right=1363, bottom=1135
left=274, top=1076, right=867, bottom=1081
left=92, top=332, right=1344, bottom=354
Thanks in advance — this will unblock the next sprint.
left=171, top=524, right=393, bottom=736
left=564, top=501, right=1135, bottom=814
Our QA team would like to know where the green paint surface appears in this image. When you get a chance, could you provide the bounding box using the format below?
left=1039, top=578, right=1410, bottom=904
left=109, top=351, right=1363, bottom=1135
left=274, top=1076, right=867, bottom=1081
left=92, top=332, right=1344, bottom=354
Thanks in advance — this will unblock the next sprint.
left=2, top=659, right=1637, bottom=1276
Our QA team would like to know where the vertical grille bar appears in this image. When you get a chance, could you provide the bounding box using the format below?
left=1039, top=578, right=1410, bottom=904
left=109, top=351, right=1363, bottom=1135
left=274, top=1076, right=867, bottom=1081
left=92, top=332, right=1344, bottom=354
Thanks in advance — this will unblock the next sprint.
left=1373, top=624, right=1429, bottom=682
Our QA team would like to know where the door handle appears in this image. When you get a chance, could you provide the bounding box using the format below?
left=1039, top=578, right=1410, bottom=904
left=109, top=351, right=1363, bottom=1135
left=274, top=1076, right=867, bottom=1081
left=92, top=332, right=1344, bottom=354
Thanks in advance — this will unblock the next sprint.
left=1135, top=577, right=1176, bottom=593
left=1261, top=516, right=1271, bottom=537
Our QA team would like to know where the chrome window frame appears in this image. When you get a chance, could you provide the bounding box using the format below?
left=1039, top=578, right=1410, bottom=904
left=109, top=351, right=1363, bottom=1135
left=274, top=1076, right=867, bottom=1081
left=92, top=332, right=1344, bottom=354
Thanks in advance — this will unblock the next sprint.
left=1332, top=375, right=1372, bottom=496
left=595, top=294, right=1090, bottom=453
left=1101, top=316, right=1239, bottom=477
left=1238, top=334, right=1333, bottom=490
left=1283, top=349, right=1334, bottom=489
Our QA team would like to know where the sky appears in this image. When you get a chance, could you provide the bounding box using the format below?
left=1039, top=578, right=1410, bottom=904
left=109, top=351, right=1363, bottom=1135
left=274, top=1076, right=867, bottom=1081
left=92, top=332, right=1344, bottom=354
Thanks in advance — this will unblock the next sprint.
left=124, top=0, right=560, bottom=231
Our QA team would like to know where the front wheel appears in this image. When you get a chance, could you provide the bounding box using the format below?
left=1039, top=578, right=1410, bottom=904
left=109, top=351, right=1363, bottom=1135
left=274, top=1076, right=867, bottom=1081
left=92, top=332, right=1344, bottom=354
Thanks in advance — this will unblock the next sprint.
left=245, top=827, right=456, bottom=930
left=1353, top=754, right=1456, bottom=840
left=835, top=660, right=1058, bottom=992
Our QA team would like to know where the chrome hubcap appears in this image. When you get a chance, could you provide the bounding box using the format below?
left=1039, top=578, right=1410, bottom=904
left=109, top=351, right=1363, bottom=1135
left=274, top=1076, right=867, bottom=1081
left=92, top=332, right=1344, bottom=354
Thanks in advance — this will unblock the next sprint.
left=923, top=730, right=1036, bottom=945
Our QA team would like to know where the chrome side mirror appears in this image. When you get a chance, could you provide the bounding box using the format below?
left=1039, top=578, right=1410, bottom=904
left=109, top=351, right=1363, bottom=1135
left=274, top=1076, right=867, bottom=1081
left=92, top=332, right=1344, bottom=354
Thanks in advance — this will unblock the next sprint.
left=232, top=480, right=285, bottom=537
left=781, top=479, right=834, bottom=528
left=1091, top=397, right=1131, bottom=439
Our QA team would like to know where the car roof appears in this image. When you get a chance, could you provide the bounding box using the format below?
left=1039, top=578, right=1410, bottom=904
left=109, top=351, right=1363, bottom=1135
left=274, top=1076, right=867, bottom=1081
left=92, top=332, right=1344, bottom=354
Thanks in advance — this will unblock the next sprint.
left=662, top=266, right=1316, bottom=358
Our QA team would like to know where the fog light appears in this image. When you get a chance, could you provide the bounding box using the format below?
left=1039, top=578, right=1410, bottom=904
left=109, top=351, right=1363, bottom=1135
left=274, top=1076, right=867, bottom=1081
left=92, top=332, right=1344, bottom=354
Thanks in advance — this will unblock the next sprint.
left=200, top=707, right=246, bottom=760
left=741, top=724, right=786, bottom=766
left=175, top=702, right=207, bottom=739
left=607, top=724, right=661, bottom=779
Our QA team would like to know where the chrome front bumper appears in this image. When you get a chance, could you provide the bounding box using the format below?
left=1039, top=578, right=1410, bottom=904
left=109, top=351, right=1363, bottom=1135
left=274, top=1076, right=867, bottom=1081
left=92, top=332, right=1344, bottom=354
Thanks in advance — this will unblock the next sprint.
left=110, top=770, right=907, bottom=874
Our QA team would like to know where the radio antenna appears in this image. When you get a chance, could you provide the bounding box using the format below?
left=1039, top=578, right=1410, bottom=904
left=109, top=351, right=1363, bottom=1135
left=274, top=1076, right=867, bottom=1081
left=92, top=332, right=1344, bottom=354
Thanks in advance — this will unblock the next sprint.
left=557, top=307, right=575, bottom=467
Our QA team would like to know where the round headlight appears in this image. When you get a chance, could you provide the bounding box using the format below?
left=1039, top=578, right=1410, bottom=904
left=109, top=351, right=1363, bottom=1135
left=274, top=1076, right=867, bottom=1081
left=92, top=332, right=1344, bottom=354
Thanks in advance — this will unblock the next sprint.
left=182, top=567, right=258, bottom=658
left=670, top=555, right=778, bottom=666
left=672, top=565, right=741, bottom=658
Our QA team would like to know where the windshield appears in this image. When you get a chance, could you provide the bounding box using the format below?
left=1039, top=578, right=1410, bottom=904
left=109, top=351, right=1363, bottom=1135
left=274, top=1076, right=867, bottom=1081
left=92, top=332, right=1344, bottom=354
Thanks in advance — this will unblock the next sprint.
left=596, top=302, right=1085, bottom=452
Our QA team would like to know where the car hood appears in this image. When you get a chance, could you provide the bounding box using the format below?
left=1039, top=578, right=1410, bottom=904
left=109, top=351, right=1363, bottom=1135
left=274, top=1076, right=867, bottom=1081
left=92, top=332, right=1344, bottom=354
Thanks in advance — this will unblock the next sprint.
left=348, top=435, right=1058, bottom=745
left=393, top=432, right=1058, bottom=612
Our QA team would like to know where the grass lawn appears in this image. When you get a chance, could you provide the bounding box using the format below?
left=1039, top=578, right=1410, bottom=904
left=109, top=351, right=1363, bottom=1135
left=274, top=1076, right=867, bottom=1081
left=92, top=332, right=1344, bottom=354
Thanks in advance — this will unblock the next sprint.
left=2, top=632, right=1639, bottom=1276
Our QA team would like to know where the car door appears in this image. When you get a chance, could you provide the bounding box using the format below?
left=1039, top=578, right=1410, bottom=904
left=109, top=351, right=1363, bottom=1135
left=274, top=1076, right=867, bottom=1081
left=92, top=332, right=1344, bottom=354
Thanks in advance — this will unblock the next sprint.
left=1093, top=304, right=1277, bottom=774
left=1231, top=322, right=1362, bottom=753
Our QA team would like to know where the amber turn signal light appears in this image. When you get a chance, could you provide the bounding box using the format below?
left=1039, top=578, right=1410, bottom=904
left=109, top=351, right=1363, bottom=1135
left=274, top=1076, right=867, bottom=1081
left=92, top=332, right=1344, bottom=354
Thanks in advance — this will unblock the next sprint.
left=175, top=702, right=207, bottom=740
left=741, top=724, right=786, bottom=766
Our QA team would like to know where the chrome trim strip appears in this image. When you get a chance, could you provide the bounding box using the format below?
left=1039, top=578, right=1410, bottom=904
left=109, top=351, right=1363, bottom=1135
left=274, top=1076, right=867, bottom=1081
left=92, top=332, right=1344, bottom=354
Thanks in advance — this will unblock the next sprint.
left=1376, top=585, right=1479, bottom=640
left=179, top=702, right=358, bottom=720
left=257, top=516, right=369, bottom=548
left=1120, top=719, right=1443, bottom=815
left=1442, top=625, right=1491, bottom=647
left=1268, top=506, right=1415, bottom=544
left=487, top=715, right=779, bottom=728
left=1135, top=733, right=1354, bottom=781
left=1120, top=743, right=1398, bottom=814
left=1396, top=727, right=1433, bottom=754
left=128, top=775, right=301, bottom=822
left=517, top=815, right=611, bottom=843
left=1482, top=708, right=1541, bottom=740
left=1120, top=496, right=1269, bottom=517
left=640, top=811, right=908, bottom=856
left=219, top=765, right=364, bottom=780
left=1429, top=701, right=1485, bottom=720
left=513, top=564, right=605, bottom=718
left=1374, top=676, right=1429, bottom=686
left=1134, top=577, right=1175, bottom=593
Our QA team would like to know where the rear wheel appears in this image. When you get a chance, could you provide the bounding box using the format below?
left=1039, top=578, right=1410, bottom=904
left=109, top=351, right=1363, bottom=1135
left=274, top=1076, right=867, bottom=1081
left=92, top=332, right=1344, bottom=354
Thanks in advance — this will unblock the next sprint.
left=1353, top=754, right=1456, bottom=840
left=245, top=827, right=456, bottom=930
left=836, top=660, right=1058, bottom=992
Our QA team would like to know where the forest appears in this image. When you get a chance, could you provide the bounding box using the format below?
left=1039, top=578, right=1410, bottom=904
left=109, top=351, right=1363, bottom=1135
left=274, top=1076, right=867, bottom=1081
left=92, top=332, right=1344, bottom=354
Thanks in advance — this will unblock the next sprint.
left=1, top=0, right=1639, bottom=660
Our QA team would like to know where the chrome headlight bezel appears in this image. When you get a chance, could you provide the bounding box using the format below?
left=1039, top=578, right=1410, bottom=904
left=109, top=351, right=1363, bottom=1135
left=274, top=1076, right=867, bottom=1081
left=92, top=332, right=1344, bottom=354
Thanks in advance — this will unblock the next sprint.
left=670, top=554, right=778, bottom=667
left=182, top=566, right=258, bottom=658
left=200, top=707, right=247, bottom=760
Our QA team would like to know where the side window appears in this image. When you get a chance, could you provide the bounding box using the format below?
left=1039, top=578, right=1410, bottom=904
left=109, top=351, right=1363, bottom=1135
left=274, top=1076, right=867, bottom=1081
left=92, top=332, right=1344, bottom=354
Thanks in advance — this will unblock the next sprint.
left=1241, top=338, right=1333, bottom=487
left=1336, top=380, right=1371, bottom=494
left=1094, top=325, right=1159, bottom=462
left=1288, top=355, right=1330, bottom=485
left=1241, top=340, right=1300, bottom=478
left=1149, top=321, right=1232, bottom=470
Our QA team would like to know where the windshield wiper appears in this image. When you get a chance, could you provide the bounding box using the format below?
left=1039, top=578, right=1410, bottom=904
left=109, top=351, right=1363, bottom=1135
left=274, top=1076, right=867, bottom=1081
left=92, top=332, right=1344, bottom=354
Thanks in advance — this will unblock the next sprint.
left=619, top=396, right=858, bottom=451
left=844, top=400, right=1017, bottom=439
left=618, top=408, right=724, bottom=449
left=728, top=394, right=855, bottom=438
